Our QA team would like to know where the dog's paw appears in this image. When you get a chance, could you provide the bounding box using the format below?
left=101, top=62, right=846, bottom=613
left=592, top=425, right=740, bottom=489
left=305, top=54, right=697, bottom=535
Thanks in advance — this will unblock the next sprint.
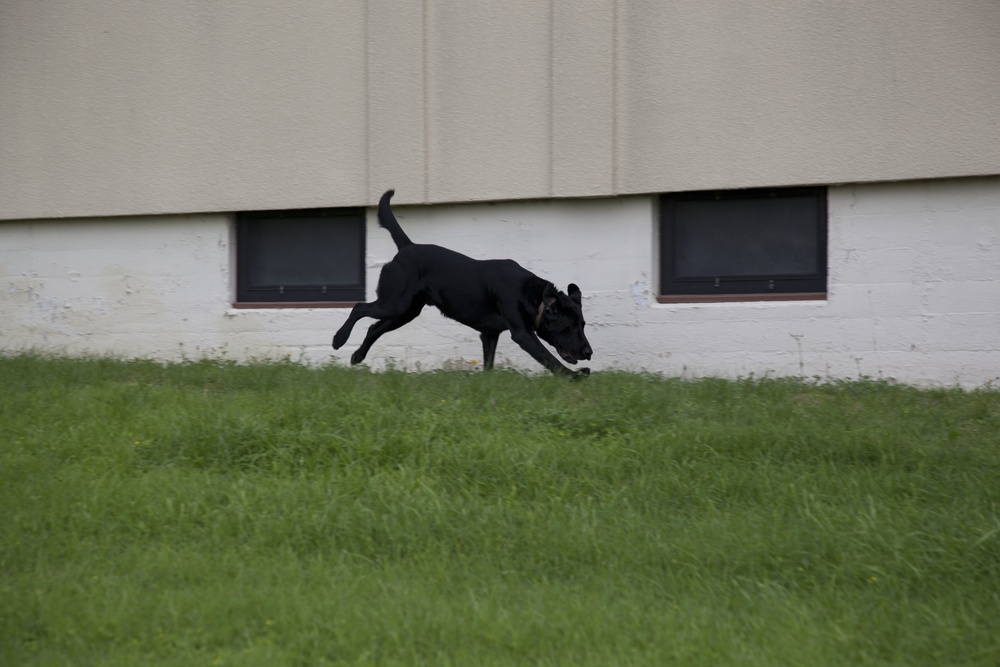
left=572, top=367, right=591, bottom=380
left=332, top=330, right=348, bottom=349
left=350, top=350, right=367, bottom=365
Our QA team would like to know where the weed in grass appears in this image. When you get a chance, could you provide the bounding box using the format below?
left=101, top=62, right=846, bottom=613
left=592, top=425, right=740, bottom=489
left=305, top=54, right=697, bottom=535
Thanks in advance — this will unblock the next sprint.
left=1, top=354, right=999, bottom=665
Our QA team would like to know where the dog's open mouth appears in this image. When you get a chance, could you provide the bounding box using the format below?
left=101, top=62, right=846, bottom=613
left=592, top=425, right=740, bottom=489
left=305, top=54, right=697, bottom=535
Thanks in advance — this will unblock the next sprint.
left=557, top=346, right=578, bottom=364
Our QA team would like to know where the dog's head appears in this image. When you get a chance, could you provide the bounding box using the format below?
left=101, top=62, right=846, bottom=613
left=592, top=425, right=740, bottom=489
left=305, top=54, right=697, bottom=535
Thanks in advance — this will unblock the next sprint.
left=535, top=283, right=593, bottom=365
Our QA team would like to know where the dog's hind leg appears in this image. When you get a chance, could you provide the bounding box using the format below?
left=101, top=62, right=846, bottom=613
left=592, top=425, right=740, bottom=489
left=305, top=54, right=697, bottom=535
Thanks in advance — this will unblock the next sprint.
left=333, top=259, right=416, bottom=350
left=480, top=332, right=500, bottom=370
left=333, top=301, right=375, bottom=350
left=350, top=301, right=425, bottom=365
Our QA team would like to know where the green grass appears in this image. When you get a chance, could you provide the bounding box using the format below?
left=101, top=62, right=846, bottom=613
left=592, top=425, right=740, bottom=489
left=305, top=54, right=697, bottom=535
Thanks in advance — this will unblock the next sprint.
left=1, top=354, right=998, bottom=666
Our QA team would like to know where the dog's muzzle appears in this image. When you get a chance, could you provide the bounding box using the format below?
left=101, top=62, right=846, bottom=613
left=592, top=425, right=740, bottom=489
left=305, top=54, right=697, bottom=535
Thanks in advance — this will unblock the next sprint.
left=558, top=345, right=592, bottom=364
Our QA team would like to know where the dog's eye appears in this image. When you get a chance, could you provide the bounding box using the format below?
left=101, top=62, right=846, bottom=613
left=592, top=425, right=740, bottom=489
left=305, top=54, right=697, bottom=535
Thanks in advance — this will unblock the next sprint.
left=548, top=320, right=570, bottom=332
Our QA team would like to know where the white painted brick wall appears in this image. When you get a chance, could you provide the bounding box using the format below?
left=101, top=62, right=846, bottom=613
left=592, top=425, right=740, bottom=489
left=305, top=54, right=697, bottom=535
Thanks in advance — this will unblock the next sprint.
left=1, top=177, right=997, bottom=386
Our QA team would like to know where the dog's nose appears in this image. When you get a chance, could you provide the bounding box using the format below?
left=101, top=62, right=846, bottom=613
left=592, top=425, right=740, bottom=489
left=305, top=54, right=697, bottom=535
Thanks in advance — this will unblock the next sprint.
left=582, top=346, right=592, bottom=360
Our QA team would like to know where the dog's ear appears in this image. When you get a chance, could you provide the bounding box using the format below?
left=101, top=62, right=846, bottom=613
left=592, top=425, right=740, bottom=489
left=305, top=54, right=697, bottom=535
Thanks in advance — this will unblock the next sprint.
left=543, top=283, right=559, bottom=308
left=567, top=283, right=582, bottom=305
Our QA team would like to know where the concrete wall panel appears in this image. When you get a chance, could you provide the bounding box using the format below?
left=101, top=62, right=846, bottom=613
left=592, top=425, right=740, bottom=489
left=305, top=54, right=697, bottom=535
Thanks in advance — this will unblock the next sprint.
left=0, top=1, right=369, bottom=219
left=551, top=0, right=615, bottom=197
left=366, top=1, right=427, bottom=203
left=616, top=0, right=1000, bottom=194
left=424, top=0, right=551, bottom=202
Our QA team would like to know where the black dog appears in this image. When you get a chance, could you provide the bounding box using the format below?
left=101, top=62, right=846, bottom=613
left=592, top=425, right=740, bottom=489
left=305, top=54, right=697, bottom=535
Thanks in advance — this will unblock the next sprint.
left=332, top=190, right=592, bottom=378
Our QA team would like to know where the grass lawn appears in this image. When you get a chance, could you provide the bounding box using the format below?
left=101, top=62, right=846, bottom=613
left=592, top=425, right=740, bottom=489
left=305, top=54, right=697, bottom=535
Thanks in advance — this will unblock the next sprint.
left=1, top=354, right=998, bottom=666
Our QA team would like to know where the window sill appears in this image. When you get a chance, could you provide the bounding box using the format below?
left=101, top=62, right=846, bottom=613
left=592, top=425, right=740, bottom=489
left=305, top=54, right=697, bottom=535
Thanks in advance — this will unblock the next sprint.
left=231, top=301, right=359, bottom=309
left=657, top=292, right=826, bottom=304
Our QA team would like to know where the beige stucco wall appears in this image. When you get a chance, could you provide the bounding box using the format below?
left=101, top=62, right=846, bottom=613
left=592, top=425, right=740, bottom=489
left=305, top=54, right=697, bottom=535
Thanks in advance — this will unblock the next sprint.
left=3, top=1, right=1000, bottom=220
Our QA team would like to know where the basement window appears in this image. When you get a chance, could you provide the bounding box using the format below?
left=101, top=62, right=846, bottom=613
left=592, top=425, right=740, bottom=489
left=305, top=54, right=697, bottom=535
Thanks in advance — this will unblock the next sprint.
left=235, top=207, right=365, bottom=306
left=658, top=187, right=827, bottom=303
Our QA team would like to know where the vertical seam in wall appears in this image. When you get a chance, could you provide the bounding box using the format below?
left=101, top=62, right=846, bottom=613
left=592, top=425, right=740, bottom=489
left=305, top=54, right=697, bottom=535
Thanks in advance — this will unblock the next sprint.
left=363, top=1, right=371, bottom=203
left=611, top=0, right=619, bottom=194
left=548, top=0, right=555, bottom=198
left=422, top=0, right=430, bottom=202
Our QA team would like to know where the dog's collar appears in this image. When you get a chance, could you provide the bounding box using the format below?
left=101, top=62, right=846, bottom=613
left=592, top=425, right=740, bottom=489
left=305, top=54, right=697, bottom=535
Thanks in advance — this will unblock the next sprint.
left=534, top=300, right=547, bottom=330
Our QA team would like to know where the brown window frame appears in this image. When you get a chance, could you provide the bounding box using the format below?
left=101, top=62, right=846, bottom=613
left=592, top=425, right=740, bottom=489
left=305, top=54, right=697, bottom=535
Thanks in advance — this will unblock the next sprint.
left=658, top=187, right=827, bottom=303
left=235, top=207, right=365, bottom=307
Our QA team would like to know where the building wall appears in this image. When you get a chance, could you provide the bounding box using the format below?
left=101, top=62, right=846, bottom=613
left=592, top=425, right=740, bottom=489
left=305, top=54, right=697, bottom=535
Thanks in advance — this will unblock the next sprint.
left=3, top=1, right=1000, bottom=220
left=2, top=177, right=998, bottom=387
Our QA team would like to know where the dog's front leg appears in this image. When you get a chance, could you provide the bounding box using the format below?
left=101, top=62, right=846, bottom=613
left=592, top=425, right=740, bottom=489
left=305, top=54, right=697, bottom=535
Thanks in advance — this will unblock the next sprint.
left=508, top=328, right=587, bottom=378
left=480, top=332, right=500, bottom=370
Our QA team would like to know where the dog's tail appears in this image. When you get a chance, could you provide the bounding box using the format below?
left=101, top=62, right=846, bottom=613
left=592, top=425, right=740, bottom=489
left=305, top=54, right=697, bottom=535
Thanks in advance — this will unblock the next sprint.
left=378, top=189, right=413, bottom=249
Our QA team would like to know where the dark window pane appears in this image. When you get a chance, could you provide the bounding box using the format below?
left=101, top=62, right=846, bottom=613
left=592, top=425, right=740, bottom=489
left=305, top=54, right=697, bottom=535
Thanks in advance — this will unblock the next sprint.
left=674, top=196, right=820, bottom=278
left=243, top=216, right=362, bottom=287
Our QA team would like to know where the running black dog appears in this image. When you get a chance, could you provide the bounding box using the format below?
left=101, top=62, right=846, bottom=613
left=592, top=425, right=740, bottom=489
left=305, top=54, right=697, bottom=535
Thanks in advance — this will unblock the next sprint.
left=332, top=190, right=592, bottom=378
